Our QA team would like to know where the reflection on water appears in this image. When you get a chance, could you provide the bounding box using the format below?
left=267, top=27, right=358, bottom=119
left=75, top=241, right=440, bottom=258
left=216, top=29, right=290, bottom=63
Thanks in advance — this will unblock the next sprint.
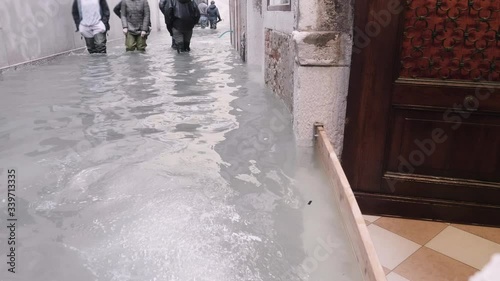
left=0, top=30, right=361, bottom=281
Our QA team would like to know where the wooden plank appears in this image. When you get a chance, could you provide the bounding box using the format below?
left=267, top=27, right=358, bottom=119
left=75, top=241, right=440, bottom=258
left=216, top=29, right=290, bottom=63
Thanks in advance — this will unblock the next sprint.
left=315, top=124, right=387, bottom=281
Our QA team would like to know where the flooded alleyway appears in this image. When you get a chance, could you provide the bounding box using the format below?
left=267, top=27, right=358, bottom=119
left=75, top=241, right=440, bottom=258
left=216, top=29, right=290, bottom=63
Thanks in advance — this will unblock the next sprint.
left=0, top=28, right=362, bottom=281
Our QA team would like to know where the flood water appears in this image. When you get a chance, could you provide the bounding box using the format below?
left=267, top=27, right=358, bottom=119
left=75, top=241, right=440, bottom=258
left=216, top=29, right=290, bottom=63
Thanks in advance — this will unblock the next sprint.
left=0, top=28, right=362, bottom=281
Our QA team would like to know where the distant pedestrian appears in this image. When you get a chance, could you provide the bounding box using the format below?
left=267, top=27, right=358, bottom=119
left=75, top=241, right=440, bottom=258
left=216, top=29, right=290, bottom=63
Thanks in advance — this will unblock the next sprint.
left=121, top=0, right=151, bottom=52
left=164, top=0, right=201, bottom=53
left=198, top=1, right=209, bottom=29
left=72, top=0, right=111, bottom=54
left=207, top=1, right=221, bottom=29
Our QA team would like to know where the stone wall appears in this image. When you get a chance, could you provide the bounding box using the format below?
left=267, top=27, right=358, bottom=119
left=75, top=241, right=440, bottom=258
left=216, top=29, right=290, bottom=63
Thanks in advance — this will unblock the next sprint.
left=291, top=0, right=354, bottom=152
left=264, top=29, right=294, bottom=112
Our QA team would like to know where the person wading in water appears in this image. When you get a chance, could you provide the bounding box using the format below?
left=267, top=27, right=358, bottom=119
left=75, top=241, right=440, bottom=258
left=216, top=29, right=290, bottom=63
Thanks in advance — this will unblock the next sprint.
left=121, top=0, right=151, bottom=52
left=114, top=1, right=151, bottom=39
left=207, top=1, right=221, bottom=29
left=72, top=0, right=111, bottom=54
left=164, top=0, right=200, bottom=53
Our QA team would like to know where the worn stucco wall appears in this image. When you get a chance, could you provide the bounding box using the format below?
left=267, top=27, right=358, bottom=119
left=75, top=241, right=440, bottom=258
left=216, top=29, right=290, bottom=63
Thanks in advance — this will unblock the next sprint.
left=229, top=0, right=247, bottom=61
left=264, top=29, right=294, bottom=112
left=0, top=0, right=163, bottom=69
left=293, top=62, right=350, bottom=151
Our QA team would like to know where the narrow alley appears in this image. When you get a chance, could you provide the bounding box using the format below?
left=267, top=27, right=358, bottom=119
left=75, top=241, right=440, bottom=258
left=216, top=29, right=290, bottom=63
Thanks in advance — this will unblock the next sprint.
left=0, top=28, right=361, bottom=280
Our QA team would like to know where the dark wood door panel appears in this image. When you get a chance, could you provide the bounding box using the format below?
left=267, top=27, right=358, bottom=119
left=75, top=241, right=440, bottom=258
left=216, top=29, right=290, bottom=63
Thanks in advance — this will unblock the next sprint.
left=386, top=109, right=500, bottom=181
left=393, top=79, right=500, bottom=112
left=356, top=192, right=500, bottom=227
left=380, top=173, right=500, bottom=206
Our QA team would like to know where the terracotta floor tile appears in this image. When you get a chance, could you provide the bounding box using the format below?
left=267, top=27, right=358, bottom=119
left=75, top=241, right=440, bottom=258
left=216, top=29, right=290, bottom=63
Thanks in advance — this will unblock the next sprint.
left=394, top=247, right=478, bottom=281
left=426, top=226, right=500, bottom=270
left=452, top=223, right=500, bottom=245
left=374, top=217, right=447, bottom=245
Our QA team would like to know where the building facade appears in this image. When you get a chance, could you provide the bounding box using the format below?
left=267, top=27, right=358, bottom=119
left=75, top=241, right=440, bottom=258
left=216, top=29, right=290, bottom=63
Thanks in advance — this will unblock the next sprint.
left=229, top=0, right=353, bottom=152
left=230, top=0, right=500, bottom=227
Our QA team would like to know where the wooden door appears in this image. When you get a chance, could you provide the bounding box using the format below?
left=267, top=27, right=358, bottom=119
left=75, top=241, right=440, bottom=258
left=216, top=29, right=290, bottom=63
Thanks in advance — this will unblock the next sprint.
left=343, top=0, right=500, bottom=226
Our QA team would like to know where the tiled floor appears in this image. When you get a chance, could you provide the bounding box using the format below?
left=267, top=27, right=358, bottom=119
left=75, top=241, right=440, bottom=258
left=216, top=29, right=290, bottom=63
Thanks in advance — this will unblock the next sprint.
left=363, top=215, right=500, bottom=281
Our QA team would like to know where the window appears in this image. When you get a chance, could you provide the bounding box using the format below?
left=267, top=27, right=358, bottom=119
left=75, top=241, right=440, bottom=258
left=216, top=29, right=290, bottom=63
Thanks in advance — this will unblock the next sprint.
left=267, top=0, right=291, bottom=11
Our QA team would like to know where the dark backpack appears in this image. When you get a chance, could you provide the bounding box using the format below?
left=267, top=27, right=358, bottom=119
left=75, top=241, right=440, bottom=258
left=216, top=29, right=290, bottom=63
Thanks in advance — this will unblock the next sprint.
left=174, top=0, right=200, bottom=21
left=188, top=1, right=201, bottom=23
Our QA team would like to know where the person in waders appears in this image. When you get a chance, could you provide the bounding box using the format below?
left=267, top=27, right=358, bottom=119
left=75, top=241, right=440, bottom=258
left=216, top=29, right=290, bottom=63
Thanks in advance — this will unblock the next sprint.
left=113, top=1, right=151, bottom=37
left=164, top=0, right=200, bottom=53
left=207, top=1, right=221, bottom=29
left=121, top=0, right=151, bottom=52
left=72, top=0, right=111, bottom=54
left=198, top=1, right=209, bottom=29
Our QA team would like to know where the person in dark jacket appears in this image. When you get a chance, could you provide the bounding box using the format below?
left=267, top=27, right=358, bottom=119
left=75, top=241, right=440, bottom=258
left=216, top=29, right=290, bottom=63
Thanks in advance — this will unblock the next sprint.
left=164, top=0, right=200, bottom=53
left=121, top=0, right=151, bottom=51
left=159, top=0, right=177, bottom=49
left=207, top=1, right=221, bottom=29
left=72, top=0, right=110, bottom=54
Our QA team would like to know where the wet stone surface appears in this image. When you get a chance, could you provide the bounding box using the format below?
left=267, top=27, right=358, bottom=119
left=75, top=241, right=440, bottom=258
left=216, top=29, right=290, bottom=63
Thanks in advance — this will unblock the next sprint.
left=0, top=29, right=362, bottom=281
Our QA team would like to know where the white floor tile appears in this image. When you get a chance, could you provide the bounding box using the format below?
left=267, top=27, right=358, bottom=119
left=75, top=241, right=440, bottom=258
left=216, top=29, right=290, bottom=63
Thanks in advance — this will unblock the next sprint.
left=386, top=272, right=410, bottom=281
left=426, top=226, right=500, bottom=270
left=363, top=215, right=381, bottom=223
left=367, top=224, right=421, bottom=270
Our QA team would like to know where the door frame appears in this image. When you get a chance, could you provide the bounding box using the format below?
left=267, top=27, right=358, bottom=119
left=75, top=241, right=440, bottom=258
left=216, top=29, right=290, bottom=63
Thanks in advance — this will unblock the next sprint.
left=342, top=0, right=500, bottom=226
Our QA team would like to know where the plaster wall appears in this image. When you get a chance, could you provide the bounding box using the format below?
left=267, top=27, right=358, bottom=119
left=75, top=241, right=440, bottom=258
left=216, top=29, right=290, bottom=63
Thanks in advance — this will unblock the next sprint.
left=0, top=0, right=163, bottom=69
left=263, top=7, right=295, bottom=34
left=246, top=0, right=295, bottom=77
left=293, top=65, right=350, bottom=151
left=245, top=0, right=264, bottom=76
left=229, top=0, right=247, bottom=61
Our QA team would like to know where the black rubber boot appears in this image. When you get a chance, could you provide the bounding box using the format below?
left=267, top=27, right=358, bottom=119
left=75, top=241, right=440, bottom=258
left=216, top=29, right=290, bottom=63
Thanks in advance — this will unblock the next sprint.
left=177, top=41, right=187, bottom=53
left=94, top=32, right=107, bottom=54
